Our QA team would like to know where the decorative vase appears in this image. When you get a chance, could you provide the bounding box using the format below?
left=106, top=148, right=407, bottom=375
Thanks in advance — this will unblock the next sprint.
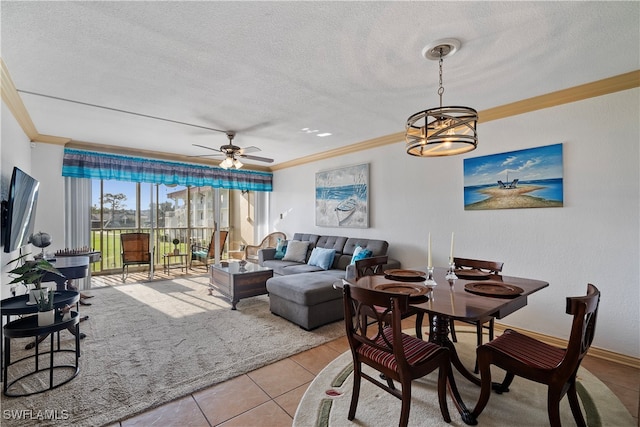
left=38, top=309, right=55, bottom=326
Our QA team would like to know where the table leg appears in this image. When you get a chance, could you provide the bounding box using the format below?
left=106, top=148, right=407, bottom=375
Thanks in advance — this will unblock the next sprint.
left=428, top=314, right=479, bottom=425
left=49, top=332, right=55, bottom=389
left=3, top=337, right=9, bottom=395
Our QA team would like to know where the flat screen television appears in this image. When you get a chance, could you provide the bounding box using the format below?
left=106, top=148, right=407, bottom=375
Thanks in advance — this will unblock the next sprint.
left=1, top=167, right=40, bottom=253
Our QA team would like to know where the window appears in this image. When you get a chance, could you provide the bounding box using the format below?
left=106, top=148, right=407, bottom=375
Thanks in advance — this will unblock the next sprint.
left=90, top=180, right=231, bottom=274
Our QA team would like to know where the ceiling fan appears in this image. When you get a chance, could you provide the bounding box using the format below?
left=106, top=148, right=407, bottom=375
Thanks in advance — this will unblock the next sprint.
left=192, top=131, right=274, bottom=169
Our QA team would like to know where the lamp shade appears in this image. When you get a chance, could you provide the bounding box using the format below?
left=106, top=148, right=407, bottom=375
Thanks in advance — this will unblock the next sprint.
left=406, top=106, right=478, bottom=157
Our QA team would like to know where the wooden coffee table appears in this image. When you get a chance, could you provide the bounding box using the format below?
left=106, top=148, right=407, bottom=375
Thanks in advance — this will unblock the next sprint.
left=209, top=262, right=273, bottom=310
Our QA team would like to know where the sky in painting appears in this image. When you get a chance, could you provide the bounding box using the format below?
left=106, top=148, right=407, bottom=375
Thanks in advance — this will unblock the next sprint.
left=463, top=143, right=563, bottom=187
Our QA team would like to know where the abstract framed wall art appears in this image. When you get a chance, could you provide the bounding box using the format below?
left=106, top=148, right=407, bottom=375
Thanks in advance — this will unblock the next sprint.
left=315, top=163, right=369, bottom=228
left=463, top=143, right=563, bottom=210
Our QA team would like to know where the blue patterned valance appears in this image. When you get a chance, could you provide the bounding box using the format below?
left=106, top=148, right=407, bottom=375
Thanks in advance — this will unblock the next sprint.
left=62, top=148, right=272, bottom=192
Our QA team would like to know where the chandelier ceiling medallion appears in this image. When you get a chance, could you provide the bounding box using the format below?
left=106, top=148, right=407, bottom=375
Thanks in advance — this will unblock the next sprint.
left=406, top=38, right=478, bottom=157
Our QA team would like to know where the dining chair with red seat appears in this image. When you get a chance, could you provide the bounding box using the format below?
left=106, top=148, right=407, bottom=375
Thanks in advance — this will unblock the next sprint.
left=354, top=256, right=425, bottom=339
left=342, top=284, right=451, bottom=427
left=449, top=257, right=504, bottom=359
left=471, top=283, right=600, bottom=427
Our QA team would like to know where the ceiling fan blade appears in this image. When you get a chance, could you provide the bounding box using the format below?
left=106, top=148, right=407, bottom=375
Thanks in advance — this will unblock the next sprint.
left=192, top=143, right=223, bottom=153
left=187, top=153, right=225, bottom=158
left=238, top=146, right=261, bottom=155
left=240, top=154, right=274, bottom=163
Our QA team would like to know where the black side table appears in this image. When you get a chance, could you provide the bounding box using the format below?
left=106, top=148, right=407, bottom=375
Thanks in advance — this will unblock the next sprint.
left=3, top=311, right=80, bottom=397
left=1, top=291, right=81, bottom=382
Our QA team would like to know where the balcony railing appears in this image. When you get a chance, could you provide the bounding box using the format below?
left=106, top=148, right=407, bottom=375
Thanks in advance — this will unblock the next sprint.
left=90, top=227, right=221, bottom=274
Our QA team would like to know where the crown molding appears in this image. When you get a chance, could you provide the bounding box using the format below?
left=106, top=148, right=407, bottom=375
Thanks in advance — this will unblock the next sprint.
left=270, top=132, right=404, bottom=171
left=1, top=58, right=39, bottom=140
left=479, top=70, right=640, bottom=123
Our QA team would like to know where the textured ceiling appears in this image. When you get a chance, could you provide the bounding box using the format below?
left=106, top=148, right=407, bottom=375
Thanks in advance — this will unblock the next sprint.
left=2, top=1, right=638, bottom=169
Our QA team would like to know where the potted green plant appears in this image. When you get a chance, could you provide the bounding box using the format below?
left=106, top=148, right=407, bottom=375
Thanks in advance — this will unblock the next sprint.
left=6, top=253, right=64, bottom=304
left=35, top=287, right=55, bottom=326
left=172, top=238, right=180, bottom=255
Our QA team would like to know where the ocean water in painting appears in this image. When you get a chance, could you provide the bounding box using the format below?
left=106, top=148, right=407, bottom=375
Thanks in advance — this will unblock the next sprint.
left=464, top=178, right=564, bottom=206
left=315, top=184, right=367, bottom=201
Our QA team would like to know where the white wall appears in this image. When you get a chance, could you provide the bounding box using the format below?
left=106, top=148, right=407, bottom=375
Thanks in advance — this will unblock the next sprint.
left=2, top=89, right=638, bottom=357
left=1, top=102, right=35, bottom=299
left=271, top=89, right=640, bottom=358
left=30, top=143, right=66, bottom=250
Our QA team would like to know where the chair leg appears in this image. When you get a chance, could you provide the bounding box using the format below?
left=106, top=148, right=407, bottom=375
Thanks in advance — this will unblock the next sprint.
left=566, top=380, right=587, bottom=427
left=471, top=349, right=493, bottom=420
left=474, top=321, right=484, bottom=373
left=348, top=362, right=362, bottom=421
left=495, top=372, right=515, bottom=394
left=547, top=388, right=563, bottom=427
left=488, top=318, right=494, bottom=341
left=414, top=312, right=424, bottom=339
left=385, top=376, right=395, bottom=390
left=399, top=379, right=412, bottom=427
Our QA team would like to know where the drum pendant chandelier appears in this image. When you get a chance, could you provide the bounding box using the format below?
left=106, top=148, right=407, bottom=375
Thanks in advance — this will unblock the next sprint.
left=406, top=39, right=478, bottom=157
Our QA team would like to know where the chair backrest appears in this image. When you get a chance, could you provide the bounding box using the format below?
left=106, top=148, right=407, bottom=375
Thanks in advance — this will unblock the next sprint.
left=562, top=284, right=600, bottom=375
left=453, top=257, right=503, bottom=274
left=343, top=284, right=410, bottom=369
left=355, top=255, right=389, bottom=279
left=206, top=230, right=229, bottom=258
left=261, top=232, right=286, bottom=249
left=121, top=233, right=151, bottom=263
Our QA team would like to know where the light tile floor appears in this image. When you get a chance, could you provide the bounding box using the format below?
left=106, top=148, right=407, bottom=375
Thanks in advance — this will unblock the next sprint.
left=94, top=272, right=638, bottom=426
left=112, top=324, right=638, bottom=426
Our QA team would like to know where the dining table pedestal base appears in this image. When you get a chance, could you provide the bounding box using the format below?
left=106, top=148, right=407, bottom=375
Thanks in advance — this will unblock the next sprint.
left=429, top=314, right=479, bottom=425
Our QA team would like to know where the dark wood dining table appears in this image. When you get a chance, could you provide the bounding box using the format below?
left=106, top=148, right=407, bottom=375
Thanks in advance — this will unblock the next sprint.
left=340, top=267, right=549, bottom=425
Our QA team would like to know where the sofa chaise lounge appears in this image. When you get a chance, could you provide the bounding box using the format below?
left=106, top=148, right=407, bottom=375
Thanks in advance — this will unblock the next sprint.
left=261, top=233, right=399, bottom=330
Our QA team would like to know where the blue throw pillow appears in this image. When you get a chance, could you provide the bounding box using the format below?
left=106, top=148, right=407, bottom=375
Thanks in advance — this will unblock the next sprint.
left=274, top=238, right=287, bottom=260
left=307, top=247, right=336, bottom=270
left=350, top=246, right=372, bottom=264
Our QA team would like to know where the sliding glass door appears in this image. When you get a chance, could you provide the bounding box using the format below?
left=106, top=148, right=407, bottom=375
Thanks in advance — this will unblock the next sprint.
left=90, top=180, right=233, bottom=275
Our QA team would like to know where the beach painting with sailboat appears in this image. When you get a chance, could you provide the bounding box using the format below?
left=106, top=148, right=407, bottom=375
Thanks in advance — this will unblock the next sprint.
left=463, top=143, right=563, bottom=210
left=316, top=163, right=369, bottom=227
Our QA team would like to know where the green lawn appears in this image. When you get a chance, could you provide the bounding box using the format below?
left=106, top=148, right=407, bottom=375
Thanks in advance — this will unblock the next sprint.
left=90, top=229, right=201, bottom=273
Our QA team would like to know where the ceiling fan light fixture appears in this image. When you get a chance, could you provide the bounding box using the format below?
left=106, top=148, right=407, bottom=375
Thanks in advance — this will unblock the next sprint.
left=406, top=39, right=478, bottom=157
left=220, top=157, right=233, bottom=169
left=219, top=155, right=243, bottom=170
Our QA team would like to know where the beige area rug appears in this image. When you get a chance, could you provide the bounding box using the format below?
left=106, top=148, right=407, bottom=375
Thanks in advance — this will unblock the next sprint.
left=294, top=327, right=635, bottom=427
left=1, top=275, right=345, bottom=427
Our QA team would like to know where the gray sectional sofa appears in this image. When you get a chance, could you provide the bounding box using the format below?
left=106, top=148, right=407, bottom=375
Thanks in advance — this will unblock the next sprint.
left=261, top=233, right=399, bottom=330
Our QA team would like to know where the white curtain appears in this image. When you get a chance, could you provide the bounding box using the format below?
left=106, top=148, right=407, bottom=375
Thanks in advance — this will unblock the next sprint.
left=64, top=177, right=92, bottom=290
left=254, top=191, right=270, bottom=242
